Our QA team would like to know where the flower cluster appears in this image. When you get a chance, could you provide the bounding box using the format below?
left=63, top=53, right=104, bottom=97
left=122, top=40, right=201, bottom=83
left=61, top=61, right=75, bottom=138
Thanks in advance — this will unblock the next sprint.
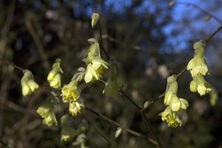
left=37, top=101, right=57, bottom=126
left=82, top=40, right=109, bottom=83
left=103, top=62, right=125, bottom=97
left=159, top=75, right=189, bottom=127
left=47, top=58, right=63, bottom=89
left=61, top=80, right=80, bottom=102
left=61, top=79, right=84, bottom=116
left=187, top=41, right=212, bottom=96
left=21, top=70, right=39, bottom=96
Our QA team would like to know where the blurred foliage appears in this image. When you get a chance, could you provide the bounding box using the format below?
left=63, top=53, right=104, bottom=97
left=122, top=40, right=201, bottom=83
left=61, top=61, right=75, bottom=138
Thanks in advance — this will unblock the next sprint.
left=0, top=0, right=222, bottom=148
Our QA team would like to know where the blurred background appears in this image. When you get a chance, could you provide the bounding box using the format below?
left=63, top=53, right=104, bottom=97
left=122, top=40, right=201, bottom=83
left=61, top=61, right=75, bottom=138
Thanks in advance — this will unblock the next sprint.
left=0, top=0, right=222, bottom=147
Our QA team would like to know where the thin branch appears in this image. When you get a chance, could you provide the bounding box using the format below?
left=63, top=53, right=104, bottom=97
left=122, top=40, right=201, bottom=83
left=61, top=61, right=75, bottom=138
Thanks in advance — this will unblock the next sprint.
left=83, top=115, right=116, bottom=148
left=202, top=25, right=222, bottom=43
left=176, top=67, right=187, bottom=78
left=141, top=112, right=163, bottom=148
left=175, top=2, right=222, bottom=24
left=119, top=89, right=162, bottom=147
left=1, top=0, right=16, bottom=36
left=0, top=140, right=7, bottom=147
left=95, top=10, right=161, bottom=147
left=25, top=17, right=50, bottom=71
left=97, top=18, right=110, bottom=61
left=120, top=89, right=142, bottom=110
left=0, top=57, right=24, bottom=72
left=85, top=107, right=158, bottom=145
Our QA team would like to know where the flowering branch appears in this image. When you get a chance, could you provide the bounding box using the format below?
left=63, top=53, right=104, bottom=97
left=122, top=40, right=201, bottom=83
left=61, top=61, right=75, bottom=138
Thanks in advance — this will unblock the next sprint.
left=95, top=10, right=162, bottom=147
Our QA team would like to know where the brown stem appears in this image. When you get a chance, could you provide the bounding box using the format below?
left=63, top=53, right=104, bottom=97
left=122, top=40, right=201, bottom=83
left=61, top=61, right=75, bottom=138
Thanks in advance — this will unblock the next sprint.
left=25, top=18, right=50, bottom=71
left=83, top=115, right=116, bottom=148
left=120, top=89, right=142, bottom=110
left=0, top=57, right=24, bottom=72
left=85, top=107, right=158, bottom=145
left=97, top=19, right=110, bottom=61
left=176, top=67, right=187, bottom=78
left=119, top=89, right=162, bottom=147
left=203, top=25, right=222, bottom=43
left=141, top=112, right=163, bottom=147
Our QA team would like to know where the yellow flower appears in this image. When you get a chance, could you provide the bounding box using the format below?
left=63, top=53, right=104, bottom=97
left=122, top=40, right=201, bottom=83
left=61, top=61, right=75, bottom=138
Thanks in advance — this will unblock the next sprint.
left=159, top=106, right=182, bottom=128
left=61, top=80, right=80, bottom=102
left=84, top=63, right=101, bottom=83
left=43, top=111, right=57, bottom=126
left=179, top=98, right=189, bottom=110
left=190, top=75, right=213, bottom=96
left=36, top=102, right=52, bottom=118
left=92, top=57, right=109, bottom=71
left=187, top=41, right=210, bottom=77
left=82, top=42, right=100, bottom=64
left=164, top=92, right=189, bottom=112
left=61, top=126, right=75, bottom=141
left=69, top=101, right=84, bottom=116
left=21, top=70, right=39, bottom=96
left=166, top=75, right=178, bottom=93
left=164, top=75, right=178, bottom=106
left=91, top=11, right=100, bottom=28
left=187, top=57, right=210, bottom=77
left=84, top=57, right=108, bottom=83
left=47, top=59, right=62, bottom=89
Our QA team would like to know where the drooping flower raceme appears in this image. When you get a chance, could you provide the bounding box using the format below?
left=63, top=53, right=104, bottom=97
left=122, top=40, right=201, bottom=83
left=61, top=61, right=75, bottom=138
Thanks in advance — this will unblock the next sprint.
left=47, top=58, right=63, bottom=89
left=37, top=99, right=58, bottom=127
left=187, top=41, right=213, bottom=96
left=164, top=75, right=189, bottom=112
left=159, top=106, right=182, bottom=128
left=103, top=62, right=125, bottom=97
left=160, top=75, right=189, bottom=127
left=61, top=80, right=80, bottom=102
left=84, top=59, right=108, bottom=83
left=21, top=70, right=39, bottom=96
left=61, top=78, right=84, bottom=117
left=82, top=41, right=109, bottom=83
left=187, top=41, right=210, bottom=77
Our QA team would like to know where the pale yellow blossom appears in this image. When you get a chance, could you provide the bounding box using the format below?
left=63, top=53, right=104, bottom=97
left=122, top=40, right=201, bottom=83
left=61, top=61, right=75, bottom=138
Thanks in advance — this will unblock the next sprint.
left=61, top=80, right=80, bottom=102
left=190, top=75, right=213, bottom=96
left=21, top=70, right=39, bottom=96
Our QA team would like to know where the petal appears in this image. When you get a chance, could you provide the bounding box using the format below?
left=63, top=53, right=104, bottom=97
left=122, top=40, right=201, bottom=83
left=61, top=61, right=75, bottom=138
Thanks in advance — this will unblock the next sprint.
left=190, top=79, right=197, bottom=92
left=187, top=59, right=194, bottom=70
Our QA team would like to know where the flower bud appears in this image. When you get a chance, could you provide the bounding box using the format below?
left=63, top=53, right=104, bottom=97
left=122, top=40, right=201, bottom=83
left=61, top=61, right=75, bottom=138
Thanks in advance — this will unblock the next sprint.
left=91, top=11, right=100, bottom=28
